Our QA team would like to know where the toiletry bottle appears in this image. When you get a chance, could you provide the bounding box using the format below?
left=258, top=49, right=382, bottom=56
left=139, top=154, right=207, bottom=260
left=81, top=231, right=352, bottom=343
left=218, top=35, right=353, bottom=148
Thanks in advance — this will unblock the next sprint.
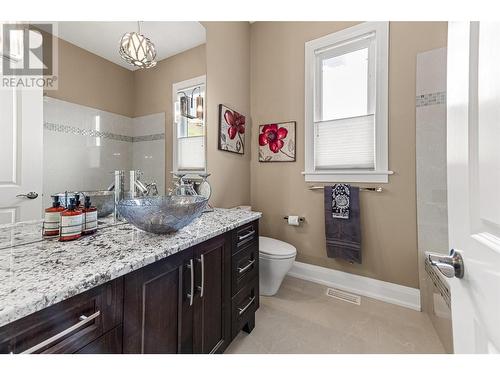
left=74, top=193, right=83, bottom=209
left=82, top=196, right=98, bottom=235
left=43, top=195, right=65, bottom=237
left=59, top=198, right=83, bottom=241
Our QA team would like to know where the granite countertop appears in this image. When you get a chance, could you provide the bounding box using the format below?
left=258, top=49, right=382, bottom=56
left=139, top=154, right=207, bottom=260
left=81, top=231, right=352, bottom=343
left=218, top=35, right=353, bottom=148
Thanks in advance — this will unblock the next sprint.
left=0, top=208, right=261, bottom=328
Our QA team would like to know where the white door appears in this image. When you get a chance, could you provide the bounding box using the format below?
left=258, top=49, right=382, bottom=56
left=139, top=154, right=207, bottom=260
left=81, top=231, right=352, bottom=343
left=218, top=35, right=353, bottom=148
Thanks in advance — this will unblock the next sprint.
left=0, top=85, right=43, bottom=224
left=446, top=21, right=500, bottom=353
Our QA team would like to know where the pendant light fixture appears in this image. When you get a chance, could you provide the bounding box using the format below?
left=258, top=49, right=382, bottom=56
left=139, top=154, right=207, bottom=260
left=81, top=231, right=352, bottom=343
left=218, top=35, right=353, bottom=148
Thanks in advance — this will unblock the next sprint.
left=119, top=21, right=157, bottom=69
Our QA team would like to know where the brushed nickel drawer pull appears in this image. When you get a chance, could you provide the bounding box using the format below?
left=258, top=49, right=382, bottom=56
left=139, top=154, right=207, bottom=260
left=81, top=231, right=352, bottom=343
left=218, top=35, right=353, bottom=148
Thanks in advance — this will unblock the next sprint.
left=238, top=230, right=255, bottom=242
left=21, top=310, right=100, bottom=354
left=237, top=259, right=255, bottom=274
left=187, top=259, right=194, bottom=306
left=238, top=296, right=255, bottom=316
left=197, top=254, right=205, bottom=298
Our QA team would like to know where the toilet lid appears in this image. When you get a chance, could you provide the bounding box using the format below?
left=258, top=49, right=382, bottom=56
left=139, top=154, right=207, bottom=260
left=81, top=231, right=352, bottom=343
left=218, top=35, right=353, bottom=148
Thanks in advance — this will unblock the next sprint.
left=259, top=236, right=297, bottom=258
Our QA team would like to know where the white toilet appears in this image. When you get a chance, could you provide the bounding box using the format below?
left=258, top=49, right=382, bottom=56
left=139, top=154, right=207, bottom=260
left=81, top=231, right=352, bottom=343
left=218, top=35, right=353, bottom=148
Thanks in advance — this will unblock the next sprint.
left=259, top=236, right=297, bottom=296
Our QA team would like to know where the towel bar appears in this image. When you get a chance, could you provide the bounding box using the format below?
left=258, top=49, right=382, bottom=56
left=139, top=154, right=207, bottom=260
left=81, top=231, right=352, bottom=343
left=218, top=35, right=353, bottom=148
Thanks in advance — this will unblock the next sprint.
left=308, top=185, right=383, bottom=192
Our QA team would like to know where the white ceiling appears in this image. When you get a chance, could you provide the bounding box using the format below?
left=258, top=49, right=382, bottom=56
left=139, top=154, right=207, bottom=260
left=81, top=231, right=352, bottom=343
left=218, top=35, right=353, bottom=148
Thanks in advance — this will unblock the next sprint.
left=52, top=22, right=206, bottom=70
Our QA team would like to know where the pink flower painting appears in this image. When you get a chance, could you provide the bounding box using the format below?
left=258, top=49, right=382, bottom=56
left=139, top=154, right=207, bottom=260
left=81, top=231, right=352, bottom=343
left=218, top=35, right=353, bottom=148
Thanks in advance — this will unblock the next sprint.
left=258, top=121, right=296, bottom=162
left=218, top=104, right=246, bottom=154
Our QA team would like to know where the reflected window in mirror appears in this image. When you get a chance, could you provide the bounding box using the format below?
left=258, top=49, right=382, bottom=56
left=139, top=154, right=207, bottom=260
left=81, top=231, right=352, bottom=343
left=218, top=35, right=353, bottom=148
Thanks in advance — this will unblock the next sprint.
left=173, top=75, right=206, bottom=175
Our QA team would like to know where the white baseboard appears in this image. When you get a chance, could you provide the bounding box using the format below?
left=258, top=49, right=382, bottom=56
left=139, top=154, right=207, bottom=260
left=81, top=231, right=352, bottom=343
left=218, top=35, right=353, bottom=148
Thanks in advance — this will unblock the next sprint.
left=287, top=261, right=421, bottom=311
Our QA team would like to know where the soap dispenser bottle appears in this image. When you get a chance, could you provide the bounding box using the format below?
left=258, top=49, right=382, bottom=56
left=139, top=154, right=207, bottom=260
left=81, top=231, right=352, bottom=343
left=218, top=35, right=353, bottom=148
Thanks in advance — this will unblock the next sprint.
left=82, top=196, right=98, bottom=235
left=59, top=198, right=83, bottom=241
left=74, top=193, right=83, bottom=209
left=43, top=195, right=65, bottom=237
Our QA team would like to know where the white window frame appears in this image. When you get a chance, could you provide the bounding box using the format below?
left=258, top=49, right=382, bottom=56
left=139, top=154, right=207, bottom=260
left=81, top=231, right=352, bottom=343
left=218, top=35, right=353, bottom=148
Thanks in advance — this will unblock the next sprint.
left=303, top=22, right=392, bottom=183
left=172, top=75, right=207, bottom=176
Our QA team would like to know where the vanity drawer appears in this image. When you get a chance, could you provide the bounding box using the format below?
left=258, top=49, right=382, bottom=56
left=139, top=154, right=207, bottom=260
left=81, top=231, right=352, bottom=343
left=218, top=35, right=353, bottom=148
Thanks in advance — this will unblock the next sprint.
left=231, top=277, right=259, bottom=338
left=76, top=325, right=123, bottom=354
left=233, top=220, right=258, bottom=252
left=0, top=278, right=123, bottom=354
left=232, top=241, right=259, bottom=296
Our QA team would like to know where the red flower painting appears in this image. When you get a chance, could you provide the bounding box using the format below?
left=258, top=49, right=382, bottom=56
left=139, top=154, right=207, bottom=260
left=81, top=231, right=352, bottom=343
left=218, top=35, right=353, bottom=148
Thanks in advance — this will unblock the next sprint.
left=218, top=105, right=246, bottom=154
left=258, top=121, right=296, bottom=162
left=259, top=124, right=288, bottom=153
left=224, top=110, right=246, bottom=139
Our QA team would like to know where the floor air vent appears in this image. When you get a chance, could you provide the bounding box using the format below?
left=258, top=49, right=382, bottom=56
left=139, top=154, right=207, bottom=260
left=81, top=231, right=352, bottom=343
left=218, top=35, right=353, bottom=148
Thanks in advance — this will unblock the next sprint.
left=326, top=288, right=361, bottom=305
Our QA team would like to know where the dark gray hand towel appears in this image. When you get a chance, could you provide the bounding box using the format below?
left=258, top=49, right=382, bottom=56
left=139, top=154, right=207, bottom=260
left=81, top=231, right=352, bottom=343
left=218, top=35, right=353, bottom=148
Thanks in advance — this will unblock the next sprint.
left=324, top=185, right=362, bottom=264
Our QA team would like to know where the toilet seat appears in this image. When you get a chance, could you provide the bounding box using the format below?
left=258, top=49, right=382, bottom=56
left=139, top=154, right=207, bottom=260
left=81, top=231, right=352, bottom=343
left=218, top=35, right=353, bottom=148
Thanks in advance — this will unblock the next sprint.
left=259, top=236, right=297, bottom=260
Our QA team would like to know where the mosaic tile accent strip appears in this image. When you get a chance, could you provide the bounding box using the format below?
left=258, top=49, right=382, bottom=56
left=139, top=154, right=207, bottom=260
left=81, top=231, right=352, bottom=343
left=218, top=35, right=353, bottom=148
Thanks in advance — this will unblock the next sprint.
left=132, top=133, right=165, bottom=142
left=416, top=91, right=447, bottom=107
left=43, top=122, right=164, bottom=143
left=425, top=257, right=451, bottom=309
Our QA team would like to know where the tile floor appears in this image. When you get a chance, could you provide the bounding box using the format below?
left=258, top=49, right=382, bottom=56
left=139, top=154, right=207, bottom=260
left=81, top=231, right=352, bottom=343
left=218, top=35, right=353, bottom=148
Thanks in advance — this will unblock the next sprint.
left=226, top=276, right=446, bottom=354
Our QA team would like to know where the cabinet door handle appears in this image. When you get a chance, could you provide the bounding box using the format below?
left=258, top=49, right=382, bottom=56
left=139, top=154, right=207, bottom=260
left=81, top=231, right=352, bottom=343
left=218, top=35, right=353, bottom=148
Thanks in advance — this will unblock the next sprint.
left=237, top=259, right=255, bottom=274
left=197, top=255, right=205, bottom=298
left=238, top=296, right=255, bottom=316
left=187, top=259, right=194, bottom=306
left=21, top=311, right=100, bottom=354
left=238, top=230, right=255, bottom=242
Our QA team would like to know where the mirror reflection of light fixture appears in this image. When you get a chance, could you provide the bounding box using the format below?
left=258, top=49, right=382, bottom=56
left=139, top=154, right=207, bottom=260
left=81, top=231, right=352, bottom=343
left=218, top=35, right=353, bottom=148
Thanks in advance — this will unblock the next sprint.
left=119, top=21, right=157, bottom=69
left=179, top=86, right=204, bottom=120
left=196, top=96, right=204, bottom=120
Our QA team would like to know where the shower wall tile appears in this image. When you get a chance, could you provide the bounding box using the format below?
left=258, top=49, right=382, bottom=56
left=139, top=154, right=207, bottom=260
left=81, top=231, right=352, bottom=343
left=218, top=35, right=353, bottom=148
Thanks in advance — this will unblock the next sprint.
left=415, top=47, right=453, bottom=353
left=132, top=113, right=166, bottom=195
left=42, top=98, right=166, bottom=208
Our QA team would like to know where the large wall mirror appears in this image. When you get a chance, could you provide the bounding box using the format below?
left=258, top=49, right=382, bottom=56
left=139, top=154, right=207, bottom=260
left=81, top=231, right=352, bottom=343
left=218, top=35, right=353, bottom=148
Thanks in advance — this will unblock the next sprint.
left=0, top=21, right=206, bottom=225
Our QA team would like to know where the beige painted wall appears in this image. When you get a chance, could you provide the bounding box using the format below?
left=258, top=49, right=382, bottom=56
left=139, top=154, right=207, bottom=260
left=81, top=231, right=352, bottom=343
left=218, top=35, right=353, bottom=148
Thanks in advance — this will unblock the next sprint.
left=249, top=22, right=448, bottom=288
left=203, top=22, right=251, bottom=208
left=45, top=37, right=134, bottom=117
left=133, top=44, right=206, bottom=190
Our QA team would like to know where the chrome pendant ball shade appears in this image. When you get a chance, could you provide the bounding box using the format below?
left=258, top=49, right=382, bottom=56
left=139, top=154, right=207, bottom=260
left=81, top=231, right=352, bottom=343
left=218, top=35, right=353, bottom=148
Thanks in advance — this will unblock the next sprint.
left=119, top=22, right=157, bottom=69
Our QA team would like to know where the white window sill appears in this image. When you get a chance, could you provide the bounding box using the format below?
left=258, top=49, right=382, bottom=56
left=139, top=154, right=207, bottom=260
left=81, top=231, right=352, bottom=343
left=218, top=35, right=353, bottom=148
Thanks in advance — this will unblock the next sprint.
left=302, top=170, right=393, bottom=183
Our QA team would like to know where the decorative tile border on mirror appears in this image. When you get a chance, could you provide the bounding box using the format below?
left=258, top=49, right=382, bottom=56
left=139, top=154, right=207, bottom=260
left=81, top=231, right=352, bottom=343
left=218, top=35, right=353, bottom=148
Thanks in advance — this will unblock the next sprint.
left=43, top=122, right=164, bottom=143
left=416, top=91, right=446, bottom=107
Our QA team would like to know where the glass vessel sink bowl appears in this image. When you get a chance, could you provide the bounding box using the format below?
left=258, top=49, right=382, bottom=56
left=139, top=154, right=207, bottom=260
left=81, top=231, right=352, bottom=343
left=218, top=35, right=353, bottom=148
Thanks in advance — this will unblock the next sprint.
left=117, top=195, right=208, bottom=234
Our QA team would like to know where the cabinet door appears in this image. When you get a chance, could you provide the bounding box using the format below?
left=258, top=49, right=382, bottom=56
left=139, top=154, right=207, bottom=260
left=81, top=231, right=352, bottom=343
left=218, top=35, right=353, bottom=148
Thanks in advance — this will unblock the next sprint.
left=193, top=234, right=231, bottom=354
left=123, top=249, right=194, bottom=354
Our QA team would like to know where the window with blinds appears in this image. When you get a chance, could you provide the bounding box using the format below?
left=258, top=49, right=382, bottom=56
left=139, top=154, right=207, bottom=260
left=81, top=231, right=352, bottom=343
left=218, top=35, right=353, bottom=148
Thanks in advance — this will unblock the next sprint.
left=304, top=22, right=390, bottom=183
left=172, top=76, right=206, bottom=173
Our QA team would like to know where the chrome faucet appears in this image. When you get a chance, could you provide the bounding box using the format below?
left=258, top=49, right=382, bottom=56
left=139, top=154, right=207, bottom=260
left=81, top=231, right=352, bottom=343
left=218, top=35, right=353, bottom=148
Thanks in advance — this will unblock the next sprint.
left=130, top=170, right=149, bottom=197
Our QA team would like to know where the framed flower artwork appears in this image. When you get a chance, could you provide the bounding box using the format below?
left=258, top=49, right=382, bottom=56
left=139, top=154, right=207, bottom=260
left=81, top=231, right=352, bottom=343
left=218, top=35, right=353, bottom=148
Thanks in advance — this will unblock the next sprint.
left=218, top=104, right=246, bottom=155
left=258, top=121, right=296, bottom=162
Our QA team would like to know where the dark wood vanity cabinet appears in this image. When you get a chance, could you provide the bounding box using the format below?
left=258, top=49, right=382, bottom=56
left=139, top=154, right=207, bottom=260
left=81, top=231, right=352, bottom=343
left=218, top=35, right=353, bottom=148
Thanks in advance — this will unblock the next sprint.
left=0, top=278, right=123, bottom=354
left=122, top=248, right=194, bottom=354
left=192, top=234, right=232, bottom=354
left=0, top=220, right=259, bottom=354
left=122, top=233, right=232, bottom=354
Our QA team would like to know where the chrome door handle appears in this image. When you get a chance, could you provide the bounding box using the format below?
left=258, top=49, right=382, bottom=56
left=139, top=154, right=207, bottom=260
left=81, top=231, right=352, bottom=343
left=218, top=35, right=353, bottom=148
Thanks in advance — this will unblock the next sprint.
left=16, top=192, right=38, bottom=199
left=238, top=296, right=255, bottom=316
left=21, top=311, right=100, bottom=354
left=237, top=259, right=255, bottom=274
left=427, top=249, right=465, bottom=279
left=187, top=259, right=194, bottom=306
left=238, top=230, right=255, bottom=241
left=196, top=255, right=205, bottom=298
